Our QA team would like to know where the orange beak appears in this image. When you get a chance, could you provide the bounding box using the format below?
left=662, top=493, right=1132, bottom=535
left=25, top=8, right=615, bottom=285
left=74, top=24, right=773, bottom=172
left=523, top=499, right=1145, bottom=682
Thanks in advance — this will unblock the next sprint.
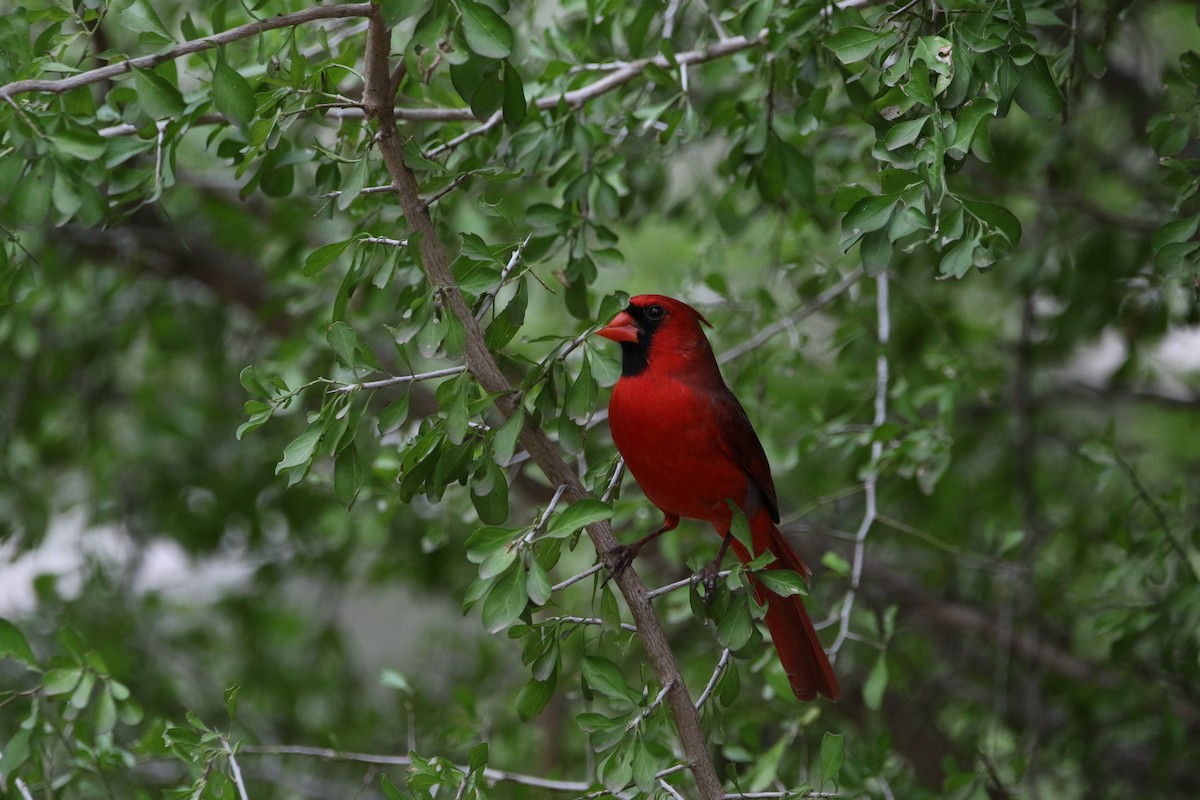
left=595, top=310, right=639, bottom=343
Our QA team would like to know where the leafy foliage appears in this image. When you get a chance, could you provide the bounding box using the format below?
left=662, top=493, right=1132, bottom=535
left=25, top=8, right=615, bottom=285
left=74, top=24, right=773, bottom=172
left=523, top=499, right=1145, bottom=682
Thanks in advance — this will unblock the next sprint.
left=2, top=0, right=1200, bottom=799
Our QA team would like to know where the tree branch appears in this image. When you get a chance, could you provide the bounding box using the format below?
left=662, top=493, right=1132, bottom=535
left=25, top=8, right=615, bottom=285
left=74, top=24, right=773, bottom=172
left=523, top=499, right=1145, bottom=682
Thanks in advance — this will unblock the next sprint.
left=360, top=9, right=724, bottom=798
left=237, top=745, right=591, bottom=793
left=829, top=272, right=889, bottom=659
left=0, top=5, right=376, bottom=101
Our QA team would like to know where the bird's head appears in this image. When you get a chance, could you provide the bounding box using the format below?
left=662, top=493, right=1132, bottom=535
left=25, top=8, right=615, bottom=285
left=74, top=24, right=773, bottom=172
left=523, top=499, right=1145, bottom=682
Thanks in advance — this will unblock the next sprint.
left=595, top=294, right=714, bottom=377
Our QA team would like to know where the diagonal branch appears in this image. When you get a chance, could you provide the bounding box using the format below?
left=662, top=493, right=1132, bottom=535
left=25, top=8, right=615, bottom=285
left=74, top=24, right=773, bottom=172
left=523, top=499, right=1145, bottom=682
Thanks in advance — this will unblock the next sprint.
left=360, top=8, right=724, bottom=799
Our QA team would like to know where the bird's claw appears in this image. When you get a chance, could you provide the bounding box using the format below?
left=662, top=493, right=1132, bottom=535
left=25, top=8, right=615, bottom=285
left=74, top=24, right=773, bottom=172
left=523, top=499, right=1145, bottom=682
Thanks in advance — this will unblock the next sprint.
left=602, top=544, right=639, bottom=584
left=697, top=558, right=722, bottom=600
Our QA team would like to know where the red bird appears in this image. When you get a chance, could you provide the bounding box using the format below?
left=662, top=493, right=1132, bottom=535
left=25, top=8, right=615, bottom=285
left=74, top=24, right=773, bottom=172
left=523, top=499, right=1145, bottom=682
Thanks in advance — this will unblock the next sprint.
left=596, top=294, right=839, bottom=701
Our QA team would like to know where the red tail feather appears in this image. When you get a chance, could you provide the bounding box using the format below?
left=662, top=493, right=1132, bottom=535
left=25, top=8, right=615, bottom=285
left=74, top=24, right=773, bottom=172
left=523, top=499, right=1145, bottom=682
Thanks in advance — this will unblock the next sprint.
left=736, top=519, right=839, bottom=701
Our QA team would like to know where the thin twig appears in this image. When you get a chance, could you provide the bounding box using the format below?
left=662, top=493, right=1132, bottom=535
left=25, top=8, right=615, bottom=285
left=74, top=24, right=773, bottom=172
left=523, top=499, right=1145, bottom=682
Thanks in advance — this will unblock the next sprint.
left=829, top=272, right=890, bottom=659
left=330, top=365, right=465, bottom=394
left=0, top=4, right=376, bottom=100
left=360, top=235, right=408, bottom=248
left=718, top=269, right=865, bottom=364
left=320, top=183, right=397, bottom=200
left=694, top=648, right=731, bottom=709
left=544, top=614, right=638, bottom=633
left=423, top=170, right=476, bottom=208
left=238, top=745, right=590, bottom=792
left=524, top=483, right=569, bottom=544
left=425, top=110, right=504, bottom=158
left=551, top=563, right=605, bottom=593
left=223, top=738, right=251, bottom=800
left=476, top=234, right=532, bottom=322
left=601, top=459, right=626, bottom=503
left=575, top=764, right=690, bottom=800
left=646, top=570, right=731, bottom=600
left=660, top=778, right=688, bottom=800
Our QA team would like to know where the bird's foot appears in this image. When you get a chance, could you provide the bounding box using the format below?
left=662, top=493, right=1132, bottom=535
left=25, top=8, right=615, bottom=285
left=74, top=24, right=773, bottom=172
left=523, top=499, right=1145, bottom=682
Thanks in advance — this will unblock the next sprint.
left=602, top=543, right=640, bottom=584
left=696, top=556, right=723, bottom=600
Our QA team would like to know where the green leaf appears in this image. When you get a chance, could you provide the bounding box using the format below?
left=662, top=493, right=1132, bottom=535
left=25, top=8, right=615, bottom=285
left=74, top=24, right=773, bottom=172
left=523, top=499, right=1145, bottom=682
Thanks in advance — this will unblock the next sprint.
left=755, top=569, right=808, bottom=597
left=466, top=525, right=517, bottom=563
left=824, top=27, right=888, bottom=64
left=939, top=224, right=983, bottom=278
left=481, top=561, right=527, bottom=632
left=526, top=557, right=551, bottom=605
left=0, top=728, right=31, bottom=774
left=337, top=157, right=369, bottom=210
left=305, top=238, right=356, bottom=276
left=716, top=596, right=754, bottom=650
left=380, top=0, right=431, bottom=27
left=276, top=423, right=322, bottom=473
left=1152, top=215, right=1200, bottom=253
left=1014, top=54, right=1065, bottom=119
left=883, top=116, right=927, bottom=150
left=334, top=443, right=364, bottom=509
left=327, top=321, right=368, bottom=370
left=225, top=684, right=241, bottom=719
left=727, top=502, right=752, bottom=552
left=502, top=60, right=526, bottom=129
left=517, top=675, right=555, bottom=720
left=841, top=193, right=899, bottom=247
left=13, top=162, right=54, bottom=229
left=964, top=199, right=1022, bottom=248
left=859, top=227, right=892, bottom=275
left=471, top=460, right=510, bottom=525
left=547, top=499, right=613, bottom=538
left=380, top=774, right=406, bottom=800
left=377, top=393, right=411, bottom=434
left=132, top=66, right=185, bottom=118
left=820, top=732, right=845, bottom=785
left=0, top=618, right=37, bottom=666
left=491, top=408, right=524, bottom=463
left=48, top=129, right=106, bottom=161
left=821, top=550, right=851, bottom=576
left=947, top=99, right=997, bottom=157
left=114, top=0, right=175, bottom=43
left=43, top=667, right=84, bottom=696
left=458, top=1, right=513, bottom=59
left=581, top=656, right=639, bottom=704
left=213, top=55, right=256, bottom=126
left=863, top=652, right=888, bottom=710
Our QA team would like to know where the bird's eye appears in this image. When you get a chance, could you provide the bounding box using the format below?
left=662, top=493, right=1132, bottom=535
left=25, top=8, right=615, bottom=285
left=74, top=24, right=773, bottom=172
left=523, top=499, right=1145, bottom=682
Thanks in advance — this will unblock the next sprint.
left=645, top=304, right=665, bottom=321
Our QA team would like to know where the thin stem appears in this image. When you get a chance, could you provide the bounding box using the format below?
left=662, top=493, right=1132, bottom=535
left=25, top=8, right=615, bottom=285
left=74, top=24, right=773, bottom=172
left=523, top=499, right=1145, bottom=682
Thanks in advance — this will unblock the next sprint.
left=330, top=365, right=465, bottom=394
left=694, top=648, right=731, bottom=709
left=222, top=738, right=250, bottom=800
left=360, top=235, right=408, bottom=248
left=717, top=269, right=864, bottom=364
left=238, top=745, right=590, bottom=793
left=551, top=563, right=604, bottom=593
left=0, top=5, right=376, bottom=100
left=475, top=234, right=532, bottom=322
left=829, top=271, right=889, bottom=659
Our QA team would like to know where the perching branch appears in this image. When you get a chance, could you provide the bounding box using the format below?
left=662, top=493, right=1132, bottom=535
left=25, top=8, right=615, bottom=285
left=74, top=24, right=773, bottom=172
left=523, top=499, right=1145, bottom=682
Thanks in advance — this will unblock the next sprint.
left=359, top=8, right=725, bottom=798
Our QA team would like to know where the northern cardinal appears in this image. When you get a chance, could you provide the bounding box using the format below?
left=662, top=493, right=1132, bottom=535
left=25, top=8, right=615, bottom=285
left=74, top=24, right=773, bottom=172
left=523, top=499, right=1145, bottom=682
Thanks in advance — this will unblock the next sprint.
left=596, top=294, right=839, bottom=701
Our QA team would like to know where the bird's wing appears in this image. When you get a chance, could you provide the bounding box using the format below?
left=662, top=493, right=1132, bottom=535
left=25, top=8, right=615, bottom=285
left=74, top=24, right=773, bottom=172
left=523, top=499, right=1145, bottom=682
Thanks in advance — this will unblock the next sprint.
left=708, top=387, right=780, bottom=523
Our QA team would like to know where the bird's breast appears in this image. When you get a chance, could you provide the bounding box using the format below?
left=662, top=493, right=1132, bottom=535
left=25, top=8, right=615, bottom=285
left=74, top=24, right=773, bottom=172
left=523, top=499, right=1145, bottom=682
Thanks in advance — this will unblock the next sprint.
left=608, top=377, right=749, bottom=525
